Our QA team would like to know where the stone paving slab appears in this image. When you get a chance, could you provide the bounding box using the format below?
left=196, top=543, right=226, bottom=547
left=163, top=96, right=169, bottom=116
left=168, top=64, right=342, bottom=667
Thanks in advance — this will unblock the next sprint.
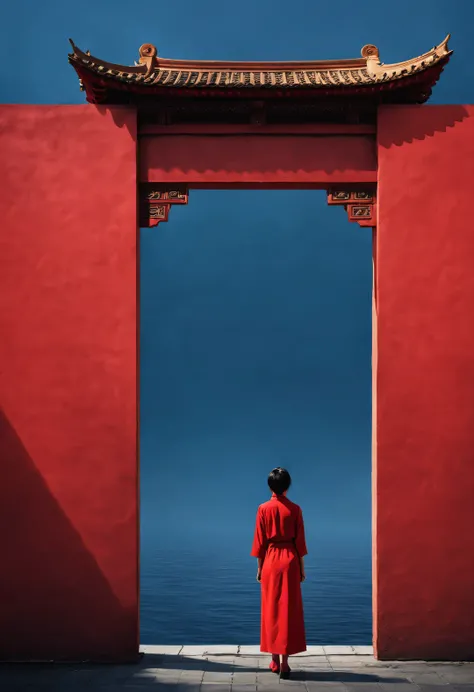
left=0, top=646, right=473, bottom=691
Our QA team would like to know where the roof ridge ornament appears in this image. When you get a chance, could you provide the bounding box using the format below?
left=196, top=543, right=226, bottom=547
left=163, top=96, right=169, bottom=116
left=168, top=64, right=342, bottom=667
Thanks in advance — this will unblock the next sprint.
left=138, top=43, right=158, bottom=78
left=361, top=45, right=380, bottom=59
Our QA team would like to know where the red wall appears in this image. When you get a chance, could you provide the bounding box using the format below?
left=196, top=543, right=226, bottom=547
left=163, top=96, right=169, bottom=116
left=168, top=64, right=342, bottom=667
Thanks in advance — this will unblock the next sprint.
left=0, top=105, right=139, bottom=661
left=2, top=102, right=473, bottom=662
left=375, top=105, right=474, bottom=660
left=141, top=134, right=376, bottom=185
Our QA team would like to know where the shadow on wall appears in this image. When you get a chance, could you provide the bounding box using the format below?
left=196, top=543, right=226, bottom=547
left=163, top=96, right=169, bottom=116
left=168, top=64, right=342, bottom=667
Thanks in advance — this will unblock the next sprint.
left=99, top=103, right=471, bottom=150
left=0, top=409, right=137, bottom=662
left=378, top=105, right=469, bottom=147
left=97, top=104, right=137, bottom=136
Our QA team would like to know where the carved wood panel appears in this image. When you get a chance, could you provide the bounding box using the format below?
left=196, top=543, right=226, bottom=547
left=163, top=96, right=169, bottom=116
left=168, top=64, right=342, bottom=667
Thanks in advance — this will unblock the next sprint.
left=327, top=189, right=377, bottom=228
left=139, top=184, right=189, bottom=227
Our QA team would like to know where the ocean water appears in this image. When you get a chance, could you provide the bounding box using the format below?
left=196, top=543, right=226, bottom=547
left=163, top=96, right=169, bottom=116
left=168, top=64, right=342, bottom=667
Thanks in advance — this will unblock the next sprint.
left=139, top=189, right=373, bottom=645
left=140, top=537, right=372, bottom=644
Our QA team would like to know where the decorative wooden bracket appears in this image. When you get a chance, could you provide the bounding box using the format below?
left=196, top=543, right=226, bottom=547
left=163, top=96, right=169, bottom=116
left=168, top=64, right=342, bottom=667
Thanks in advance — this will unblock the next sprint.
left=327, top=189, right=376, bottom=228
left=139, top=184, right=189, bottom=227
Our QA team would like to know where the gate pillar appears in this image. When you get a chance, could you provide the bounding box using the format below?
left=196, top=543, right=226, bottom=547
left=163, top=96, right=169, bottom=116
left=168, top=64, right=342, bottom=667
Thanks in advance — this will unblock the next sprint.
left=374, top=104, right=474, bottom=660
left=0, top=105, right=139, bottom=661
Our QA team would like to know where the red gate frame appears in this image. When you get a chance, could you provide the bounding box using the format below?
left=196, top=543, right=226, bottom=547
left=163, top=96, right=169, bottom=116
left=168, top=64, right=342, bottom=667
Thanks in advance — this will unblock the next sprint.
left=1, top=34, right=474, bottom=664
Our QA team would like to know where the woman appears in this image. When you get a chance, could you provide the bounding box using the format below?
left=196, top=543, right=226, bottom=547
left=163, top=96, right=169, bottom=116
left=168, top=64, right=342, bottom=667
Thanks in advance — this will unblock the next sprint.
left=251, top=467, right=307, bottom=679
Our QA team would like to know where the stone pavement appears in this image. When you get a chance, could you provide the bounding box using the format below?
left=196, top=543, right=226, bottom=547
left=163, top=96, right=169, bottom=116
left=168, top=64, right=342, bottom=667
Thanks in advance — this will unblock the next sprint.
left=0, top=645, right=473, bottom=691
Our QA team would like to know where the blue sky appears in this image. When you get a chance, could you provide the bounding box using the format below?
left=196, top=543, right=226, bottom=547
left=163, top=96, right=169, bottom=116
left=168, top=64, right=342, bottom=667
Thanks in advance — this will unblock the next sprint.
left=1, top=2, right=471, bottom=551
left=1, top=1, right=471, bottom=105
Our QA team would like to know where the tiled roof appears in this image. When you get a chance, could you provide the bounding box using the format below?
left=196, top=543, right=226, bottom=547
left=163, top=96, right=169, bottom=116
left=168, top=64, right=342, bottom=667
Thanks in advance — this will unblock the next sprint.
left=68, top=36, right=451, bottom=103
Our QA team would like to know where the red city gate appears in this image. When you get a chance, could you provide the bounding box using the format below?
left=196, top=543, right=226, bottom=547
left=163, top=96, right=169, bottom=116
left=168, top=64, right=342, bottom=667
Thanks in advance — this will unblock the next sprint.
left=1, top=34, right=473, bottom=662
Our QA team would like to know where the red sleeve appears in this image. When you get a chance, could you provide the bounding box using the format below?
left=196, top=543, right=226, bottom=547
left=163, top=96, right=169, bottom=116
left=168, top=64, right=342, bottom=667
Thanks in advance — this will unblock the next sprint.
left=295, top=507, right=308, bottom=557
left=250, top=507, right=267, bottom=558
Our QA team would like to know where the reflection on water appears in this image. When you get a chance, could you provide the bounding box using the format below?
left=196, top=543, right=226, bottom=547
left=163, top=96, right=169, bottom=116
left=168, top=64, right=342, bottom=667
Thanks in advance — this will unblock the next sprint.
left=140, top=539, right=371, bottom=644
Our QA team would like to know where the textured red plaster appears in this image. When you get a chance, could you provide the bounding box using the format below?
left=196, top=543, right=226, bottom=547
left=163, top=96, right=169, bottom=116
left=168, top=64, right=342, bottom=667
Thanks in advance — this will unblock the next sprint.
left=375, top=105, right=474, bottom=660
left=0, top=105, right=138, bottom=661
left=140, top=134, right=376, bottom=185
left=3, top=100, right=473, bottom=663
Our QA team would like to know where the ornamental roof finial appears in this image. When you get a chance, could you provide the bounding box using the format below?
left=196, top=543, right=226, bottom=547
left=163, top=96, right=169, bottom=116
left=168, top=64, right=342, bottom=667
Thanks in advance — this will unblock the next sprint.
left=138, top=43, right=158, bottom=77
left=361, top=44, right=380, bottom=60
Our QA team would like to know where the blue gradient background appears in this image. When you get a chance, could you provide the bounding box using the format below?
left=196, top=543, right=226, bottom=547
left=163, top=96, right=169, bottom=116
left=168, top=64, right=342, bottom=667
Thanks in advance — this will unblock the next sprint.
left=1, top=0, right=472, bottom=644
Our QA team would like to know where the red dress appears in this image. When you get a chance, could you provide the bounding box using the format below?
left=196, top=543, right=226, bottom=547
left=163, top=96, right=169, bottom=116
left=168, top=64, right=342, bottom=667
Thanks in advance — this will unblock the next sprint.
left=251, top=493, right=307, bottom=655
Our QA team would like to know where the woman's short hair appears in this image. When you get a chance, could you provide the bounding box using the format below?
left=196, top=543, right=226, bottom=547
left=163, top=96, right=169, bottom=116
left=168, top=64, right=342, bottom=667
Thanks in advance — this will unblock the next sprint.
left=268, top=467, right=292, bottom=495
